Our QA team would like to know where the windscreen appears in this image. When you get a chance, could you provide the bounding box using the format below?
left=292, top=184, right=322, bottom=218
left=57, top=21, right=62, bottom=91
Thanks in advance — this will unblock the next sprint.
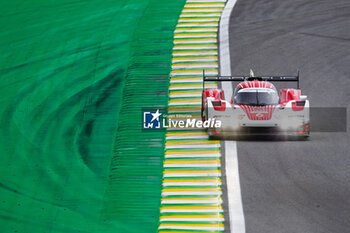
left=234, top=89, right=279, bottom=105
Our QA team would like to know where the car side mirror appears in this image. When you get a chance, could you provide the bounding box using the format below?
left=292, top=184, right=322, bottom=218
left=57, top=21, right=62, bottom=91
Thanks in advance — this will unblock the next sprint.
left=300, top=95, right=307, bottom=101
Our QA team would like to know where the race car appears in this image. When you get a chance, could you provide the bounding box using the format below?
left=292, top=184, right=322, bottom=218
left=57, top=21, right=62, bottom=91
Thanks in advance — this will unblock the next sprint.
left=202, top=70, right=310, bottom=137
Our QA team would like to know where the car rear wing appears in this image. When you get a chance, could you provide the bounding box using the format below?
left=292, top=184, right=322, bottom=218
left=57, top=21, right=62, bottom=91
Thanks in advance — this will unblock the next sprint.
left=203, top=70, right=300, bottom=89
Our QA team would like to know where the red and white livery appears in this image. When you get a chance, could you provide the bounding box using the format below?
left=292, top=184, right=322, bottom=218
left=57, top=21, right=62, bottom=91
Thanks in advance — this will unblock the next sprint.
left=202, top=70, right=310, bottom=137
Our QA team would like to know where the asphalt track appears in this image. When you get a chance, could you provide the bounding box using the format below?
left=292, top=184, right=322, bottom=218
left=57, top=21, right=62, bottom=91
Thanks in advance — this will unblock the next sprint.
left=226, top=0, right=350, bottom=232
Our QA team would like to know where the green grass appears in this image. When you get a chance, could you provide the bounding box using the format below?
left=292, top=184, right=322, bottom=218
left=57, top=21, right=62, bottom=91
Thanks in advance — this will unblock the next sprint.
left=0, top=0, right=185, bottom=232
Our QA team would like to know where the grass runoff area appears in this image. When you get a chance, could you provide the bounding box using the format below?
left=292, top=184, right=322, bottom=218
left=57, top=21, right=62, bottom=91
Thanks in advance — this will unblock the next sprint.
left=0, top=0, right=185, bottom=232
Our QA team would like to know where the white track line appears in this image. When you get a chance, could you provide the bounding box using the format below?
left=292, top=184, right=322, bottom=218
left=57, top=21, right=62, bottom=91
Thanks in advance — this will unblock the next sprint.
left=159, top=226, right=224, bottom=231
left=163, top=182, right=222, bottom=186
left=169, top=93, right=202, bottom=98
left=165, top=144, right=220, bottom=149
left=219, top=1, right=246, bottom=232
left=173, top=45, right=217, bottom=50
left=174, top=39, right=217, bottom=44
left=162, top=191, right=222, bottom=196
left=170, top=79, right=203, bottom=83
left=158, top=225, right=224, bottom=230
left=175, top=34, right=217, bottom=38
left=178, top=18, right=220, bottom=22
left=166, top=135, right=209, bottom=139
left=160, top=217, right=224, bottom=222
left=173, top=51, right=217, bottom=56
left=172, top=64, right=218, bottom=69
left=161, top=199, right=223, bottom=204
left=172, top=58, right=217, bottom=62
left=185, top=4, right=225, bottom=8
left=187, top=0, right=227, bottom=2
left=163, top=172, right=221, bottom=177
left=183, top=9, right=223, bottom=13
left=165, top=153, right=220, bottom=158
left=160, top=208, right=223, bottom=213
left=170, top=71, right=217, bottom=76
left=168, top=102, right=202, bottom=105
left=164, top=163, right=221, bottom=168
left=177, top=23, right=219, bottom=26
left=175, top=28, right=218, bottom=32
left=180, top=13, right=222, bottom=17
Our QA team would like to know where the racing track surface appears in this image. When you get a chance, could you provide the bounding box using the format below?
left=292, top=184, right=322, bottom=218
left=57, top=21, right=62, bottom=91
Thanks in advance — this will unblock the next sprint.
left=227, top=0, right=350, bottom=232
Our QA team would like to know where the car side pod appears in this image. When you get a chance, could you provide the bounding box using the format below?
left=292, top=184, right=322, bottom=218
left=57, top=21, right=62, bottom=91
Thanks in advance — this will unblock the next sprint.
left=202, top=88, right=225, bottom=120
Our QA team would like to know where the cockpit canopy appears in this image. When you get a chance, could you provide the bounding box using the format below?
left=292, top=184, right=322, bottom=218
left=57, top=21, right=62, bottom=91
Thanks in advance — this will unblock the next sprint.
left=234, top=88, right=279, bottom=106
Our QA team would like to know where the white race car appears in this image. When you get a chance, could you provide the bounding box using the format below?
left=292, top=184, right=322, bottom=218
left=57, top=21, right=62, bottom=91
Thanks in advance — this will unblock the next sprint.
left=202, top=70, right=310, bottom=137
